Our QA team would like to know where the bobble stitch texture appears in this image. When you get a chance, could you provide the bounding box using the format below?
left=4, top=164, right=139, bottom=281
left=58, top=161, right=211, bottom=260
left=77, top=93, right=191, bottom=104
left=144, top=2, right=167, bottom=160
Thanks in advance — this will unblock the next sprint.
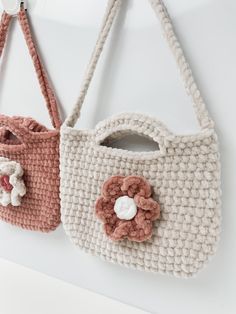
left=60, top=0, right=221, bottom=277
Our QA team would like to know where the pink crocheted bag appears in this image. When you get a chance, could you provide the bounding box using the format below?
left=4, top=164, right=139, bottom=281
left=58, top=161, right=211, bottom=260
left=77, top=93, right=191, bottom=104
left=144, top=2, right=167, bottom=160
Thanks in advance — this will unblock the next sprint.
left=0, top=6, right=61, bottom=232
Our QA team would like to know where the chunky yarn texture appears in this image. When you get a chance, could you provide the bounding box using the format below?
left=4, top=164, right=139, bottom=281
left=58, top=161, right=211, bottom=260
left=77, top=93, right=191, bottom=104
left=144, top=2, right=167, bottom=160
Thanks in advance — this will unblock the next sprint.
left=60, top=0, right=221, bottom=277
left=0, top=8, right=61, bottom=232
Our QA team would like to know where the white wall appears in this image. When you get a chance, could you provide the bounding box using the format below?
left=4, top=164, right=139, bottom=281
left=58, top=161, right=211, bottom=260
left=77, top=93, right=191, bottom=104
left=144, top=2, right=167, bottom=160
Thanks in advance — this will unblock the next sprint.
left=0, top=258, right=148, bottom=314
left=0, top=1, right=235, bottom=313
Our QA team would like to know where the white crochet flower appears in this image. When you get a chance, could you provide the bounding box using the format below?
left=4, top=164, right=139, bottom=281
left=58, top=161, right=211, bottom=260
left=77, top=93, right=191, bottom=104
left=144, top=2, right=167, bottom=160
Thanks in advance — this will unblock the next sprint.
left=0, top=157, right=26, bottom=207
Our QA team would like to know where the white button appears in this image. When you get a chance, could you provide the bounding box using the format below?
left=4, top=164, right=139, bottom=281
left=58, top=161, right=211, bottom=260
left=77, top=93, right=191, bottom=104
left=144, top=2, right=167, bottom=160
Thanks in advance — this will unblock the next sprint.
left=114, top=196, right=137, bottom=220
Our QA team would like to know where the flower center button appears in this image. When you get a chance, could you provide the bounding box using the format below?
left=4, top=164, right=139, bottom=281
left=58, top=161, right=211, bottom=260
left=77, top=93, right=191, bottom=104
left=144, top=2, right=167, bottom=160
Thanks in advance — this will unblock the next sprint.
left=114, top=195, right=137, bottom=220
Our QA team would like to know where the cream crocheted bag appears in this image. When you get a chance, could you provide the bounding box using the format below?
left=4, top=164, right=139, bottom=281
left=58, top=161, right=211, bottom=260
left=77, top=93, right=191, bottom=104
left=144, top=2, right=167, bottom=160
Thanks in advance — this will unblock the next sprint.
left=60, top=0, right=221, bottom=277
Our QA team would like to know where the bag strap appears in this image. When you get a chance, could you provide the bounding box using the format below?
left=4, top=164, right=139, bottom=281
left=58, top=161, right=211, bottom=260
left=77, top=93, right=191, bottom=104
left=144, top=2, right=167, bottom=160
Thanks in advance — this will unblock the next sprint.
left=0, top=10, right=11, bottom=57
left=65, top=0, right=213, bottom=131
left=0, top=6, right=61, bottom=129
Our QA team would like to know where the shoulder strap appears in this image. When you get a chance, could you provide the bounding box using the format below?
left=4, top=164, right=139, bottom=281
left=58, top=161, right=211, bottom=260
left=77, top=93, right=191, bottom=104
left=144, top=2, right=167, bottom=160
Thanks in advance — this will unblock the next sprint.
left=0, top=11, right=11, bottom=57
left=0, top=7, right=61, bottom=129
left=65, top=0, right=213, bottom=130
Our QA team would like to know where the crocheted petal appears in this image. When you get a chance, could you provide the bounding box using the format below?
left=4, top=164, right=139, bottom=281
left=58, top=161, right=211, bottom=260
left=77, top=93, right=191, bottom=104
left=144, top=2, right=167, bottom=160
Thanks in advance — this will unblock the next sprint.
left=0, top=190, right=11, bottom=207
left=134, top=195, right=160, bottom=219
left=10, top=189, right=21, bottom=207
left=107, top=221, right=133, bottom=241
left=122, top=176, right=152, bottom=198
left=135, top=205, right=160, bottom=223
left=107, top=216, right=154, bottom=242
left=95, top=197, right=118, bottom=224
left=127, top=219, right=153, bottom=242
left=102, top=175, right=125, bottom=199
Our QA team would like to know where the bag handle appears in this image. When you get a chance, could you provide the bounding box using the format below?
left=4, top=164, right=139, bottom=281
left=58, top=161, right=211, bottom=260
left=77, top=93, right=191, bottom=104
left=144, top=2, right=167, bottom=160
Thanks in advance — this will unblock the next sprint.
left=94, top=113, right=172, bottom=156
left=65, top=0, right=213, bottom=131
left=0, top=5, right=61, bottom=129
left=0, top=115, right=31, bottom=151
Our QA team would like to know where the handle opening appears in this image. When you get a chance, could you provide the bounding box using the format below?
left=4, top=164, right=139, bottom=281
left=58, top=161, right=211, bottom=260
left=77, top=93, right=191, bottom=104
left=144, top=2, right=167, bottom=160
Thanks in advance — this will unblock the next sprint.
left=101, top=132, right=160, bottom=153
left=0, top=128, right=23, bottom=146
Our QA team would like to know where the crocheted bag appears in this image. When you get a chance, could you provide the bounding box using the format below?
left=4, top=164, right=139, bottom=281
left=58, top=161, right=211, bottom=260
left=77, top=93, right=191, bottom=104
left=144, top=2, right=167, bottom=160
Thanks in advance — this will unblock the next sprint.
left=0, top=6, right=61, bottom=232
left=60, top=0, right=221, bottom=277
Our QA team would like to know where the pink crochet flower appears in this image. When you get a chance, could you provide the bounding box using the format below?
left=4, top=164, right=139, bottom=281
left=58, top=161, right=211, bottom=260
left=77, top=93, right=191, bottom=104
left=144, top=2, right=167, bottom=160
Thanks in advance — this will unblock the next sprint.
left=95, top=175, right=160, bottom=242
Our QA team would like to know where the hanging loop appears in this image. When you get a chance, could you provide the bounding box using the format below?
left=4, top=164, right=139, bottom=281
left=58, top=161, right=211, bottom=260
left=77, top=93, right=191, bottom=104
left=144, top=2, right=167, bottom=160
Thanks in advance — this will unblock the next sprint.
left=1, top=0, right=26, bottom=15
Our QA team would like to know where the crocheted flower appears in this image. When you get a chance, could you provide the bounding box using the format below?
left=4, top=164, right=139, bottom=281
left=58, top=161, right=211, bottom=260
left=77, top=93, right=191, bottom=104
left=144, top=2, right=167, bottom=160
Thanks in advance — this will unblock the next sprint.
left=95, top=175, right=160, bottom=242
left=0, top=157, right=26, bottom=207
